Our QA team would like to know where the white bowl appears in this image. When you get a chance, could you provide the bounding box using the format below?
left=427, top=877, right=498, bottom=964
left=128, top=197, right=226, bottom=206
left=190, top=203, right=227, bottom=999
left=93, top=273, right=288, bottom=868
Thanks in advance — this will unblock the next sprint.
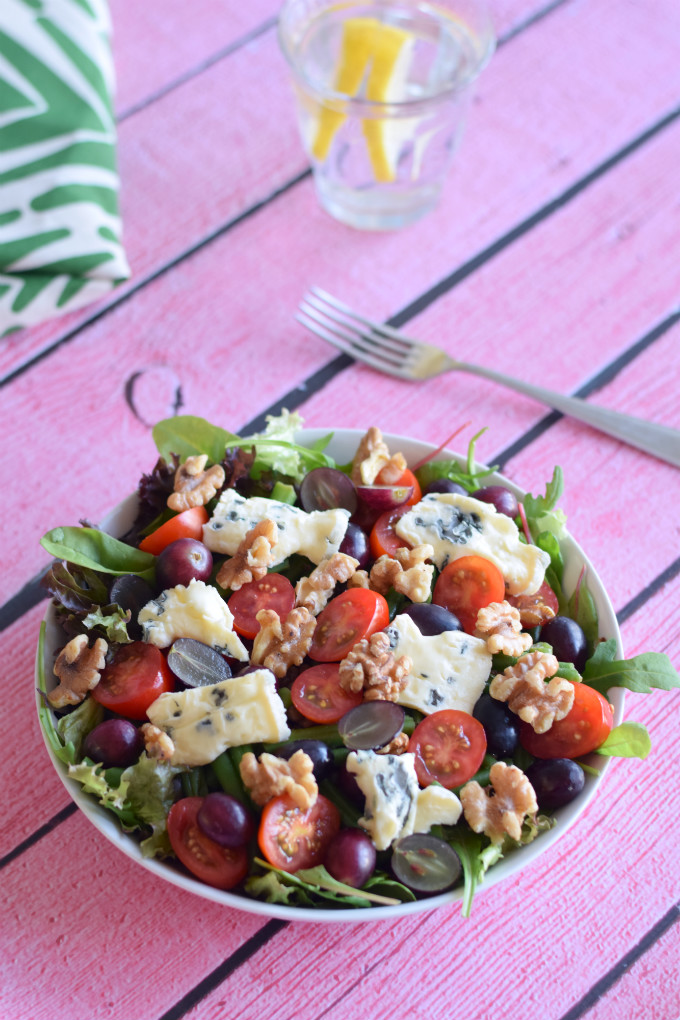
left=36, top=428, right=624, bottom=923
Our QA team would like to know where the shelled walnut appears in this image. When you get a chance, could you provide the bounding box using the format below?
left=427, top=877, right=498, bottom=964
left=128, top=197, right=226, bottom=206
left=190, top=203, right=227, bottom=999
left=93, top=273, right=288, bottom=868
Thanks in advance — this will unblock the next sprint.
left=239, top=750, right=317, bottom=809
left=47, top=634, right=108, bottom=709
left=167, top=454, right=225, bottom=512
left=339, top=631, right=411, bottom=702
left=489, top=650, right=574, bottom=733
left=460, top=762, right=538, bottom=844
left=476, top=600, right=533, bottom=657
left=350, top=426, right=406, bottom=485
left=295, top=553, right=360, bottom=615
left=251, top=606, right=316, bottom=678
left=368, top=545, right=434, bottom=603
left=216, top=518, right=278, bottom=590
left=140, top=723, right=174, bottom=761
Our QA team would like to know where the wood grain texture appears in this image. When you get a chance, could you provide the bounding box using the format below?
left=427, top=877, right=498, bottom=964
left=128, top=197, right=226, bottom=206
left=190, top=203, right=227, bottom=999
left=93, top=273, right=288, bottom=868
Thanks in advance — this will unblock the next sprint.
left=3, top=0, right=680, bottom=382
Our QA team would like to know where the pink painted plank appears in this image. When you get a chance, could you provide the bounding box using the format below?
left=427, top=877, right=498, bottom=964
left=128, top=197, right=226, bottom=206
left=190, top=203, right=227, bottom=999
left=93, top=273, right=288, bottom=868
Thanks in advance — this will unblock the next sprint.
left=3, top=0, right=680, bottom=380
left=4, top=98, right=680, bottom=605
left=582, top=913, right=680, bottom=1020
left=0, top=809, right=268, bottom=1020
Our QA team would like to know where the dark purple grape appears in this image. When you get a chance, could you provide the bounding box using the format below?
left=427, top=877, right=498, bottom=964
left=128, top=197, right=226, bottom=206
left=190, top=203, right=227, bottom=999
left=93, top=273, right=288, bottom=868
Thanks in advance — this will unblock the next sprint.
left=400, top=602, right=462, bottom=635
left=336, top=760, right=364, bottom=804
left=300, top=467, right=357, bottom=514
left=324, top=829, right=376, bottom=888
left=471, top=485, right=519, bottom=518
left=277, top=740, right=333, bottom=781
left=167, top=638, right=231, bottom=687
left=472, top=693, right=519, bottom=758
left=338, top=701, right=405, bottom=751
left=424, top=479, right=467, bottom=496
left=391, top=834, right=461, bottom=893
left=109, top=575, right=155, bottom=640
left=540, top=616, right=588, bottom=672
left=525, top=758, right=585, bottom=811
left=83, top=719, right=144, bottom=768
left=156, top=538, right=213, bottom=590
left=197, top=792, right=254, bottom=847
left=339, top=522, right=370, bottom=570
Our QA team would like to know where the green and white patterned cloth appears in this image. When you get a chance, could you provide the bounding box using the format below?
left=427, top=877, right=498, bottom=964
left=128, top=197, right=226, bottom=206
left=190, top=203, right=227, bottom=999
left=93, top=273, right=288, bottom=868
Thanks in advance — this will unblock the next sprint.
left=0, top=0, right=130, bottom=336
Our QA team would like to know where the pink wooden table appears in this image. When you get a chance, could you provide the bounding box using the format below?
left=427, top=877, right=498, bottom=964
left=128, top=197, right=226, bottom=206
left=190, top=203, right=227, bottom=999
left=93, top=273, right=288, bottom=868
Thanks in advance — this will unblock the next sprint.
left=3, top=0, right=680, bottom=1016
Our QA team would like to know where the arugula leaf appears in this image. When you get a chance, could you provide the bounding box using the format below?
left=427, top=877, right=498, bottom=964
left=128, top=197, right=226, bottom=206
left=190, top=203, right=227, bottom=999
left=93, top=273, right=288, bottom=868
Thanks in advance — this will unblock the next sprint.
left=415, top=430, right=498, bottom=493
left=596, top=722, right=652, bottom=760
left=41, top=527, right=156, bottom=582
left=443, top=827, right=502, bottom=917
left=250, top=858, right=404, bottom=907
left=583, top=641, right=680, bottom=695
left=153, top=416, right=237, bottom=464
left=567, top=577, right=599, bottom=654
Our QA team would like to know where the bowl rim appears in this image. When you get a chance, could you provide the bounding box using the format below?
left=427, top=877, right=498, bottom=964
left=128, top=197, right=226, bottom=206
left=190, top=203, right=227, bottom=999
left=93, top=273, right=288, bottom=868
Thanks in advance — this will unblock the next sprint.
left=35, top=427, right=624, bottom=923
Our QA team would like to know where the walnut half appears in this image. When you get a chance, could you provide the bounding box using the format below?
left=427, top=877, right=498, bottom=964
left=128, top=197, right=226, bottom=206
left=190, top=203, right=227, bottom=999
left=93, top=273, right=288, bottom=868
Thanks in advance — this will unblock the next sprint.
left=239, top=750, right=318, bottom=810
left=250, top=606, right=316, bottom=678
left=339, top=631, right=411, bottom=702
left=167, top=454, right=225, bottom=512
left=460, top=762, right=538, bottom=844
left=47, top=635, right=108, bottom=709
left=490, top=650, right=574, bottom=734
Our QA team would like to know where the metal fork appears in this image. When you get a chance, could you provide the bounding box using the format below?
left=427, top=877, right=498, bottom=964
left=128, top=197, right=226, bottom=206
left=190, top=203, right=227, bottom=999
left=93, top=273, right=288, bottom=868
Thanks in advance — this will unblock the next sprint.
left=297, top=287, right=680, bottom=469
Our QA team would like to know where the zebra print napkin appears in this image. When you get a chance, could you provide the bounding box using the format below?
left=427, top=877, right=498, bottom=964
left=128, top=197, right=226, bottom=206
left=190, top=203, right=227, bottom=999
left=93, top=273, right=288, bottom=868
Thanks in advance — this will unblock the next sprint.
left=0, top=0, right=130, bottom=336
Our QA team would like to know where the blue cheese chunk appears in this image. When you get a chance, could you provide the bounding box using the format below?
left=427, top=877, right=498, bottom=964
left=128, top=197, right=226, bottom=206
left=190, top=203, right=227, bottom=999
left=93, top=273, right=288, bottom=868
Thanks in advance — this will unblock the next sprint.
left=395, top=492, right=550, bottom=595
left=202, top=490, right=350, bottom=566
left=138, top=578, right=248, bottom=660
left=413, top=785, right=462, bottom=832
left=347, top=751, right=419, bottom=851
left=387, top=614, right=491, bottom=716
left=146, top=668, right=290, bottom=766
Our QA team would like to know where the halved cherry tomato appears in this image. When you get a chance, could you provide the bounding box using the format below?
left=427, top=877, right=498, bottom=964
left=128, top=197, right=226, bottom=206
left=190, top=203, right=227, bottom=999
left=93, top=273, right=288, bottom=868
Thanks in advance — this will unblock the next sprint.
left=92, top=641, right=174, bottom=719
left=376, top=466, right=422, bottom=506
left=408, top=710, right=487, bottom=789
left=507, top=580, right=560, bottom=629
left=168, top=798, right=248, bottom=889
left=291, top=663, right=363, bottom=723
left=519, top=681, right=614, bottom=759
left=258, top=793, right=341, bottom=872
left=369, top=504, right=412, bottom=560
left=308, top=589, right=390, bottom=662
left=139, top=506, right=209, bottom=555
left=228, top=574, right=296, bottom=639
left=432, top=554, right=506, bottom=633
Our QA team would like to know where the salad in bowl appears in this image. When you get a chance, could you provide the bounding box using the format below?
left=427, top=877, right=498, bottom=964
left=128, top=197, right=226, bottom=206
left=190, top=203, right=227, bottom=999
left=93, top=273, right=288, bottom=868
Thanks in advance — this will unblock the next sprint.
left=35, top=413, right=680, bottom=921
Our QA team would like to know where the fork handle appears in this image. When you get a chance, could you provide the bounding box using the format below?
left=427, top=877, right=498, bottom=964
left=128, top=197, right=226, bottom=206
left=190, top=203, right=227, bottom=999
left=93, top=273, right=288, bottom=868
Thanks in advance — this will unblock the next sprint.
left=456, top=361, right=680, bottom=469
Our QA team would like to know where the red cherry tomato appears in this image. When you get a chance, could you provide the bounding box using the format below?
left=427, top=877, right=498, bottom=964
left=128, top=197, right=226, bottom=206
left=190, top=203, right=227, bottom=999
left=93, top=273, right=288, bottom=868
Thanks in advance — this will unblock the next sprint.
left=432, top=554, right=506, bottom=633
left=375, top=466, right=422, bottom=506
left=369, top=504, right=412, bottom=560
left=408, top=710, right=487, bottom=789
left=258, top=794, right=341, bottom=872
left=519, top=681, right=614, bottom=759
left=228, top=574, right=296, bottom=639
left=92, top=641, right=174, bottom=720
left=168, top=798, right=248, bottom=889
left=507, top=580, right=560, bottom=629
left=291, top=663, right=363, bottom=724
left=139, top=506, right=209, bottom=555
left=308, top=589, right=390, bottom=662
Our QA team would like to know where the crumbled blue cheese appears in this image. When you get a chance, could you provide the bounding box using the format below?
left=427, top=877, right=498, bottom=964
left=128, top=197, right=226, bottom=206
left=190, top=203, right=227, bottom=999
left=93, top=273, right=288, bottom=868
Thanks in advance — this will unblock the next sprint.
left=386, top=614, right=491, bottom=716
left=138, top=579, right=248, bottom=660
left=146, top=668, right=290, bottom=766
left=395, top=492, right=550, bottom=595
left=347, top=750, right=420, bottom=851
left=413, top=784, right=462, bottom=832
left=347, top=750, right=463, bottom=848
left=202, top=490, right=350, bottom=565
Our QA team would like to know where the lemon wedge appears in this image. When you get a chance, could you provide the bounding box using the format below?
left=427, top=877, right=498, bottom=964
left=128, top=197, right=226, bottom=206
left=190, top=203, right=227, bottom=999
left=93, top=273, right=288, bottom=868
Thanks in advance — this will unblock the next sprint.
left=311, top=15, right=414, bottom=182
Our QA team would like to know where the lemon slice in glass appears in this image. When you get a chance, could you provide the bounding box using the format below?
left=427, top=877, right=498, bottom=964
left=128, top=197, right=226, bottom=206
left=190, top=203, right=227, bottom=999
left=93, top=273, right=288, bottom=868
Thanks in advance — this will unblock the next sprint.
left=311, top=16, right=415, bottom=182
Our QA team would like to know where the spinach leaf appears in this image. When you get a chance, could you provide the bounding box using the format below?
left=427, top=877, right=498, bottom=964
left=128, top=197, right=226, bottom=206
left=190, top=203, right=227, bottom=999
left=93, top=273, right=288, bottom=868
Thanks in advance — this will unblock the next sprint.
left=567, top=579, right=599, bottom=654
left=41, top=527, right=156, bottom=582
left=596, top=722, right=651, bottom=759
left=153, top=415, right=238, bottom=464
left=583, top=641, right=680, bottom=695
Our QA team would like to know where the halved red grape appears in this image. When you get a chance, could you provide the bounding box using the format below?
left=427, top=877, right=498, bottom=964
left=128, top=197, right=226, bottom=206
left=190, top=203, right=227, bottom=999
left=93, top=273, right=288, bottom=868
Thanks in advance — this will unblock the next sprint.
left=156, top=537, right=213, bottom=589
left=391, top=834, right=461, bottom=893
left=338, top=701, right=405, bottom=751
left=300, top=467, right=357, bottom=514
left=167, top=638, right=231, bottom=687
left=355, top=484, right=413, bottom=512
